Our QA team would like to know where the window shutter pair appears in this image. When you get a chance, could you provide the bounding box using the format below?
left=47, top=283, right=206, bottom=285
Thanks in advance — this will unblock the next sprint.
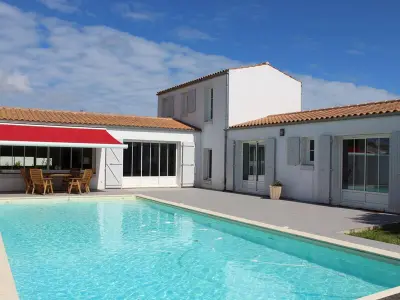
left=204, top=87, right=212, bottom=121
left=187, top=90, right=196, bottom=113
left=162, top=96, right=174, bottom=117
left=181, top=90, right=196, bottom=117
left=287, top=137, right=300, bottom=166
left=181, top=93, right=187, bottom=117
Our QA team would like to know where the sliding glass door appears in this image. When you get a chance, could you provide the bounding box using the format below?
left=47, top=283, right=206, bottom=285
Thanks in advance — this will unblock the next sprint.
left=123, top=142, right=177, bottom=178
left=342, top=138, right=389, bottom=193
left=242, top=141, right=265, bottom=192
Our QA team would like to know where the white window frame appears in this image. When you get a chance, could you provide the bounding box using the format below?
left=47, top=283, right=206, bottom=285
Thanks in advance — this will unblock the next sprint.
left=307, top=139, right=315, bottom=165
left=300, top=137, right=315, bottom=166
left=203, top=148, right=212, bottom=180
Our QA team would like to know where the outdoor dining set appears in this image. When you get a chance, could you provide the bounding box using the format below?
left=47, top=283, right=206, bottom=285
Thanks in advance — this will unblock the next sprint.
left=20, top=168, right=93, bottom=195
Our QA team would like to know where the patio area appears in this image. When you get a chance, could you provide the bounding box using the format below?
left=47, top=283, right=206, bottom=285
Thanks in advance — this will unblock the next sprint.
left=1, top=187, right=400, bottom=252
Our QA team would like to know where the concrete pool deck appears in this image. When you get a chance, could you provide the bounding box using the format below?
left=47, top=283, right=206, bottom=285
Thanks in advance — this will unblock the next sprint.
left=137, top=188, right=400, bottom=253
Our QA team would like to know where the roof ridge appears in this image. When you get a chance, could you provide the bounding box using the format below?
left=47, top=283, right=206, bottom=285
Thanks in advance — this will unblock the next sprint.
left=157, top=61, right=294, bottom=95
left=0, top=106, right=197, bottom=131
left=0, top=105, right=174, bottom=120
left=257, top=98, right=400, bottom=119
left=231, top=98, right=400, bottom=128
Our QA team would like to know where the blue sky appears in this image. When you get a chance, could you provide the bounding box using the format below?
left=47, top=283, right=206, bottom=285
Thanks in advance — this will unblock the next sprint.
left=0, top=0, right=399, bottom=116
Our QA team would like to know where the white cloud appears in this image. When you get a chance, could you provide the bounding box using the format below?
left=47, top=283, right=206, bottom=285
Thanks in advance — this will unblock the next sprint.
left=298, top=75, right=398, bottom=110
left=0, top=2, right=397, bottom=116
left=38, top=0, right=79, bottom=13
left=114, top=2, right=160, bottom=22
left=346, top=49, right=364, bottom=55
left=175, top=27, right=214, bottom=41
left=0, top=71, right=31, bottom=92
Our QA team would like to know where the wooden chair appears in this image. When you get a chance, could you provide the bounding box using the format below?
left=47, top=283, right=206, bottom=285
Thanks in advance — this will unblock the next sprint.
left=20, top=168, right=33, bottom=194
left=30, top=169, right=54, bottom=195
left=68, top=178, right=82, bottom=194
left=81, top=169, right=93, bottom=193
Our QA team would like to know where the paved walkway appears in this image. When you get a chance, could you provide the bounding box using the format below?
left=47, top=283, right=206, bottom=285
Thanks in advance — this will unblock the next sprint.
left=138, top=188, right=400, bottom=253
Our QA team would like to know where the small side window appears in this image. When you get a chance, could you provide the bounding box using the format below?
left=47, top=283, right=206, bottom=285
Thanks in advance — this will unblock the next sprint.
left=301, top=137, right=315, bottom=165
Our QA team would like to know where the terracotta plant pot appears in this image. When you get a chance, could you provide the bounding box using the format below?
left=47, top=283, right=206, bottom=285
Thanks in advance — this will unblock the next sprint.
left=269, top=186, right=282, bottom=200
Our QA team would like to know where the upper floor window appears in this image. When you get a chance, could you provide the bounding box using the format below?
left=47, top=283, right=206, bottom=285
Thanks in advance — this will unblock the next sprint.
left=181, top=90, right=196, bottom=117
left=205, top=87, right=213, bottom=122
left=162, top=96, right=174, bottom=117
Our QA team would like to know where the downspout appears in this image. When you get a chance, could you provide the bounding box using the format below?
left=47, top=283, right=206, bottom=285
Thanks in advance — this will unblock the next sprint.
left=223, top=72, right=229, bottom=191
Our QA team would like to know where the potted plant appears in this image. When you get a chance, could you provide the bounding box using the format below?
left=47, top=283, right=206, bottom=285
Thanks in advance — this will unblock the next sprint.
left=269, top=180, right=283, bottom=200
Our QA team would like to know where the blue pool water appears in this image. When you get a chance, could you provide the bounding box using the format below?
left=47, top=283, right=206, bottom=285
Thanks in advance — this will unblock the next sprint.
left=0, top=199, right=399, bottom=300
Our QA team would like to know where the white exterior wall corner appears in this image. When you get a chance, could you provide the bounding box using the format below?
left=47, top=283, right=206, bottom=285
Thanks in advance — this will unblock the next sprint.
left=388, top=131, right=400, bottom=213
left=227, top=65, right=302, bottom=127
left=157, top=75, right=229, bottom=191
left=227, top=115, right=400, bottom=208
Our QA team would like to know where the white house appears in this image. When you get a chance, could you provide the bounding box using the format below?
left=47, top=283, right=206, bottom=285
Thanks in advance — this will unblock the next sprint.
left=0, top=107, right=199, bottom=192
left=0, top=61, right=399, bottom=214
left=157, top=62, right=302, bottom=191
left=226, top=100, right=400, bottom=213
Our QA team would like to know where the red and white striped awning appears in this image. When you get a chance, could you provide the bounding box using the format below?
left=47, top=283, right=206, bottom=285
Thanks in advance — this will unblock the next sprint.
left=0, top=124, right=127, bottom=148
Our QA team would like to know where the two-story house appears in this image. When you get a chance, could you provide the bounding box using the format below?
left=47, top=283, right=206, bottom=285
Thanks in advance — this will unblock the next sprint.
left=157, top=62, right=302, bottom=191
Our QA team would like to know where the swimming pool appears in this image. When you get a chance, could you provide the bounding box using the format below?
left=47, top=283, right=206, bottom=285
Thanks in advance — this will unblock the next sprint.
left=0, top=198, right=399, bottom=299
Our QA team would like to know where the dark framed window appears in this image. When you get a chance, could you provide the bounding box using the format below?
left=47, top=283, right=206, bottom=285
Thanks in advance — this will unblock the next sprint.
left=123, top=143, right=132, bottom=176
left=132, top=143, right=141, bottom=176
left=0, top=146, right=94, bottom=172
left=168, top=144, right=176, bottom=176
left=150, top=143, right=159, bottom=176
left=142, top=143, right=150, bottom=176
left=160, top=144, right=168, bottom=176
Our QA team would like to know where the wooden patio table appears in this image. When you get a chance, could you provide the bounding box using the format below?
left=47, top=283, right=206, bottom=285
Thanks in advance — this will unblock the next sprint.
left=43, top=173, right=72, bottom=192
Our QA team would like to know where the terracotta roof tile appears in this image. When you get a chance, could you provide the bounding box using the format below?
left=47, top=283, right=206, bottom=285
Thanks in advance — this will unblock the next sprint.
left=0, top=106, right=197, bottom=131
left=157, top=62, right=299, bottom=95
left=231, top=99, right=400, bottom=128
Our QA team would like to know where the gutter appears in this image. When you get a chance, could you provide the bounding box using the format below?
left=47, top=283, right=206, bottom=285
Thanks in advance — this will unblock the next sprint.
left=223, top=72, right=229, bottom=191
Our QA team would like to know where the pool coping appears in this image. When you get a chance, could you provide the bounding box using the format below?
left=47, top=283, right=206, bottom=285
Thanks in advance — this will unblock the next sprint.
left=0, top=194, right=399, bottom=300
left=0, top=234, right=19, bottom=300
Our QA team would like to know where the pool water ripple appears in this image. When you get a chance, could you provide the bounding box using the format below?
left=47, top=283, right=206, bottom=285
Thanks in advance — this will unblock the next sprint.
left=0, top=200, right=399, bottom=300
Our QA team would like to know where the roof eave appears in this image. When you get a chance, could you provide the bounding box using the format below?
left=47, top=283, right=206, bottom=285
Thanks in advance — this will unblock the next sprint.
left=229, top=112, right=400, bottom=130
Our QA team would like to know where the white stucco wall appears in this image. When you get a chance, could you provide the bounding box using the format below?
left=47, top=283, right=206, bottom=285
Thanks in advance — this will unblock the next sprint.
left=100, top=127, right=198, bottom=189
left=157, top=75, right=228, bottom=190
left=228, top=65, right=302, bottom=127
left=227, top=115, right=400, bottom=210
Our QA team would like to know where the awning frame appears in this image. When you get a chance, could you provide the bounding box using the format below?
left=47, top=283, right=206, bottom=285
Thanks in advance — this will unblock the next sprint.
left=0, top=123, right=127, bottom=149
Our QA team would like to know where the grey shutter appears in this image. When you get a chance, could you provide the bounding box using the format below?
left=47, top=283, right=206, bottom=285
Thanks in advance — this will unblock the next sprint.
left=188, top=89, right=196, bottom=113
left=317, top=135, right=331, bottom=204
left=388, top=131, right=400, bottom=213
left=169, top=96, right=174, bottom=117
left=181, top=93, right=187, bottom=117
left=287, top=137, right=300, bottom=166
left=204, top=88, right=209, bottom=121
left=226, top=139, right=234, bottom=191
left=300, top=137, right=308, bottom=164
left=265, top=138, right=276, bottom=192
left=330, top=136, right=341, bottom=205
